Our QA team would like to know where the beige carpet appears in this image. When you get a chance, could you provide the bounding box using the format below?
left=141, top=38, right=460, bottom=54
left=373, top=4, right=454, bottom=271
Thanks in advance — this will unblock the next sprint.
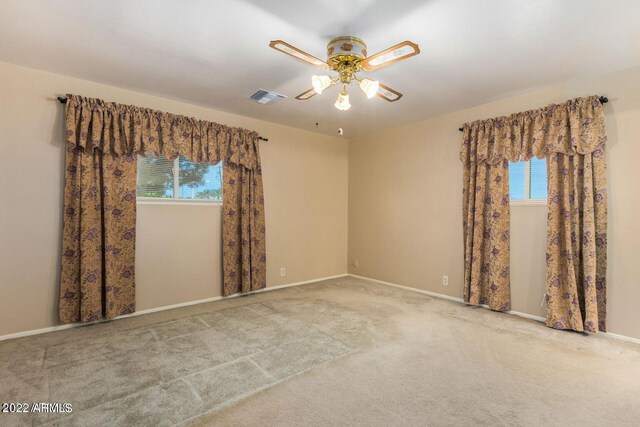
left=1, top=277, right=639, bottom=426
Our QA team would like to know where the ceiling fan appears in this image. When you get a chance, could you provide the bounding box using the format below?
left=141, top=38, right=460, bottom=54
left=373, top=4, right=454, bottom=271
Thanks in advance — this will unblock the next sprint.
left=269, top=36, right=420, bottom=111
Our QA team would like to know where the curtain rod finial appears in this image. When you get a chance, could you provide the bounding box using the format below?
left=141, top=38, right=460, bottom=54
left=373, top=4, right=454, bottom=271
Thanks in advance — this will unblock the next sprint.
left=57, top=96, right=67, bottom=104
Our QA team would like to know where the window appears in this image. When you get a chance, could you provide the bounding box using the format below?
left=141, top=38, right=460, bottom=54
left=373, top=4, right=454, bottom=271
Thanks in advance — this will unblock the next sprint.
left=508, top=158, right=547, bottom=204
left=136, top=153, right=222, bottom=203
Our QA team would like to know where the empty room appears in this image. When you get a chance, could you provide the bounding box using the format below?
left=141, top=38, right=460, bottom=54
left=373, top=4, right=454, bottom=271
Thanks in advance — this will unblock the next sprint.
left=1, top=0, right=639, bottom=426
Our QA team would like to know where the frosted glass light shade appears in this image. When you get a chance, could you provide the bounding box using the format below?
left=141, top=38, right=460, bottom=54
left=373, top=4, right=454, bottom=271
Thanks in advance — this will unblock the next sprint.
left=334, top=91, right=351, bottom=111
left=311, top=75, right=333, bottom=94
left=359, top=78, right=379, bottom=98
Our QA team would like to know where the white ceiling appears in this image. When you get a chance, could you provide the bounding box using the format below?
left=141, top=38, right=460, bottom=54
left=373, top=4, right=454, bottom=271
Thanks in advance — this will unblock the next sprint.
left=1, top=0, right=639, bottom=137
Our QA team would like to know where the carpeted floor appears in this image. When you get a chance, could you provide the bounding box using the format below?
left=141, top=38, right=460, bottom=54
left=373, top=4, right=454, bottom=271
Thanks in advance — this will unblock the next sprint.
left=1, top=277, right=639, bottom=426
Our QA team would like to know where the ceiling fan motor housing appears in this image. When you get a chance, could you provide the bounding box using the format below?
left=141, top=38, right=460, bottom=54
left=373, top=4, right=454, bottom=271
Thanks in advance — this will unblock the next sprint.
left=327, top=36, right=367, bottom=84
left=327, top=36, right=367, bottom=65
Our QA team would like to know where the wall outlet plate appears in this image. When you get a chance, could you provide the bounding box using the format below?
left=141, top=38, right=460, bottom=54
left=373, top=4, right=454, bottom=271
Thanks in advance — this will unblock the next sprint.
left=442, top=275, right=449, bottom=286
left=353, top=259, right=359, bottom=268
left=280, top=267, right=286, bottom=277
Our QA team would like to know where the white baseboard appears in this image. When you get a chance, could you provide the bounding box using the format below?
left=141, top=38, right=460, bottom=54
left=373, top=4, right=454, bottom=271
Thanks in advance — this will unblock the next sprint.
left=5, top=272, right=637, bottom=346
left=0, top=274, right=348, bottom=342
left=348, top=274, right=640, bottom=345
left=349, top=274, right=466, bottom=304
left=604, top=331, right=640, bottom=345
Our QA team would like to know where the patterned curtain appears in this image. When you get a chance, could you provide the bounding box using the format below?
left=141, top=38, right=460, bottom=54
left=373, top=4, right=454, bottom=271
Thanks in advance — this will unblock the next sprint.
left=461, top=127, right=512, bottom=311
left=60, top=95, right=266, bottom=323
left=60, top=148, right=137, bottom=323
left=222, top=155, right=266, bottom=294
left=220, top=128, right=267, bottom=295
left=460, top=95, right=608, bottom=332
left=546, top=132, right=608, bottom=333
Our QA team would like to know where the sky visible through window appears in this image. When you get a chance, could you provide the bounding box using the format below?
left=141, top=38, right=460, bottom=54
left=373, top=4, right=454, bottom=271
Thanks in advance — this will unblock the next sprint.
left=529, top=157, right=547, bottom=199
left=508, top=158, right=547, bottom=200
left=179, top=162, right=222, bottom=199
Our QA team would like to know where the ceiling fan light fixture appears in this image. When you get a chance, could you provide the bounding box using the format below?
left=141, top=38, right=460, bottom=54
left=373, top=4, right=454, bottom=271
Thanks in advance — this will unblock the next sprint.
left=311, top=75, right=333, bottom=94
left=334, top=90, right=351, bottom=111
left=359, top=78, right=380, bottom=99
left=269, top=36, right=419, bottom=108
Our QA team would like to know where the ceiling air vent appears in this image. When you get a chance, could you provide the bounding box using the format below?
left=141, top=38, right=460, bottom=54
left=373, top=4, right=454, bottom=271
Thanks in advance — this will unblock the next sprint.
left=249, top=89, right=287, bottom=105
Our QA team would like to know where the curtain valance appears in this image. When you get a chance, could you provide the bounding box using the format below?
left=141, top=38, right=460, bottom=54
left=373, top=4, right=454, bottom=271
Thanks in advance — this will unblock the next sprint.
left=460, top=95, right=607, bottom=165
left=64, top=94, right=261, bottom=171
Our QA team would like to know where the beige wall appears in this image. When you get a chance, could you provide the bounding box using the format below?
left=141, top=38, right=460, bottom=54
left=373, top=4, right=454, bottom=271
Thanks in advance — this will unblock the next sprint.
left=348, top=65, right=640, bottom=340
left=1, top=59, right=638, bottom=340
left=509, top=205, right=547, bottom=317
left=0, top=61, right=348, bottom=336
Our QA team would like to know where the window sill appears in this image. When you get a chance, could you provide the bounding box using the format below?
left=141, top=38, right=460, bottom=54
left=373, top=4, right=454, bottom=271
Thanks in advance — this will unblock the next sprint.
left=510, top=199, right=547, bottom=207
left=137, top=197, right=222, bottom=206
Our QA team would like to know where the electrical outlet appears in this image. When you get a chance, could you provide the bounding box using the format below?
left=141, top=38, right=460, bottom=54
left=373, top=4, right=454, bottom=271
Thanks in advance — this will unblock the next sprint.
left=353, top=259, right=359, bottom=268
left=280, top=267, right=286, bottom=277
left=442, top=275, right=449, bottom=286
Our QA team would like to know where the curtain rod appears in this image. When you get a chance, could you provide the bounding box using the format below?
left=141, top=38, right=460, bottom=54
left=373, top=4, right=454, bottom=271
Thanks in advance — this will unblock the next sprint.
left=56, top=96, right=269, bottom=141
left=457, top=96, right=609, bottom=132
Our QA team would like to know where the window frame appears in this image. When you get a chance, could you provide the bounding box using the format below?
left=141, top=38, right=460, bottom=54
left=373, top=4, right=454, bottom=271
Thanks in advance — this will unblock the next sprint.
left=510, top=159, right=548, bottom=207
left=136, top=156, right=223, bottom=206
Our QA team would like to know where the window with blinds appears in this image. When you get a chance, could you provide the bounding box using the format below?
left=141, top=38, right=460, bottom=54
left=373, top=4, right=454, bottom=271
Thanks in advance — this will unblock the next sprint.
left=137, top=153, right=222, bottom=201
left=508, top=158, right=547, bottom=203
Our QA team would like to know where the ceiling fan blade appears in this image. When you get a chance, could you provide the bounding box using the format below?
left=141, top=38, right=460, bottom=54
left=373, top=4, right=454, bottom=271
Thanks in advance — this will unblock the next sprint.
left=295, top=87, right=317, bottom=100
left=376, top=83, right=403, bottom=102
left=360, top=41, right=420, bottom=71
left=269, top=40, right=328, bottom=68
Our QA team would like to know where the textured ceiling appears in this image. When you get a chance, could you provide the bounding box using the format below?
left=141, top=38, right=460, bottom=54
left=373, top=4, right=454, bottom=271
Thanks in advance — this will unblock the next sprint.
left=1, top=0, right=639, bottom=136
